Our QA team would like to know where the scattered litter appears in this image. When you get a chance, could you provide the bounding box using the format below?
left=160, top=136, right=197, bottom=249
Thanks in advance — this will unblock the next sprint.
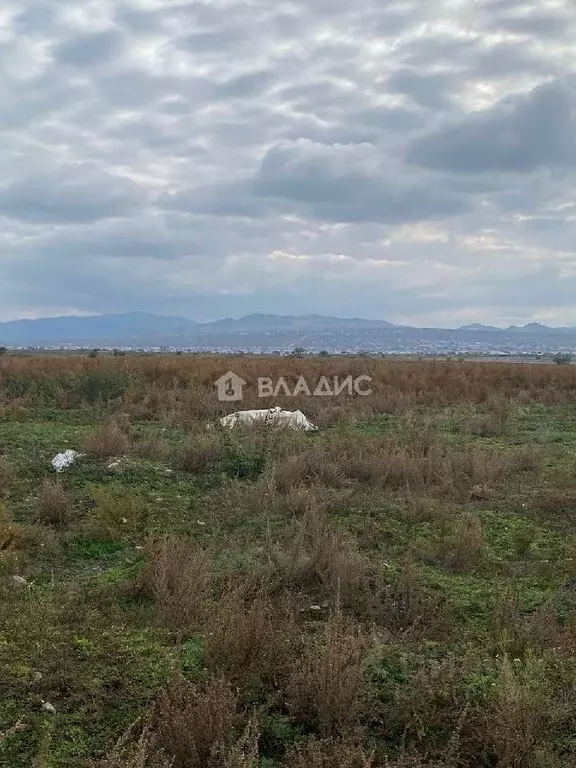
left=41, top=701, right=56, bottom=714
left=11, top=575, right=28, bottom=586
left=52, top=450, right=82, bottom=472
left=197, top=520, right=206, bottom=526
left=121, top=517, right=128, bottom=524
left=107, top=459, right=121, bottom=469
left=309, top=605, right=322, bottom=612
left=219, top=406, right=318, bottom=431
left=165, top=469, right=174, bottom=474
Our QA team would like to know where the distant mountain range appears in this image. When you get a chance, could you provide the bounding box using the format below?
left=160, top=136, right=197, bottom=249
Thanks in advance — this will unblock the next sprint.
left=458, top=322, right=576, bottom=334
left=1, top=312, right=575, bottom=353
left=0, top=312, right=396, bottom=346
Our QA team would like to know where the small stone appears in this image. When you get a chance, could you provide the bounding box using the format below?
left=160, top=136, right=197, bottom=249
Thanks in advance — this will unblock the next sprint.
left=41, top=701, right=56, bottom=714
left=12, top=575, right=28, bottom=586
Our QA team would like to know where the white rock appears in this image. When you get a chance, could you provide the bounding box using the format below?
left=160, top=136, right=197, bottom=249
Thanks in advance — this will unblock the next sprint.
left=41, top=701, right=56, bottom=714
left=51, top=450, right=82, bottom=472
left=11, top=575, right=28, bottom=586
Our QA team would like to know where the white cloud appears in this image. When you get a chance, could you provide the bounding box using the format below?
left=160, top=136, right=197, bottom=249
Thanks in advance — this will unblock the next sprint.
left=1, top=0, right=576, bottom=323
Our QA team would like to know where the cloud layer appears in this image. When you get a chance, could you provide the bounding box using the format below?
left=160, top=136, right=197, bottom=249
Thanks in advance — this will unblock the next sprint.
left=1, top=0, right=576, bottom=325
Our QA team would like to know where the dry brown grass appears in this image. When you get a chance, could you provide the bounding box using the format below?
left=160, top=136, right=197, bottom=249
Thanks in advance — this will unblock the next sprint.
left=139, top=536, right=213, bottom=635
left=270, top=507, right=371, bottom=611
left=82, top=418, right=131, bottom=458
left=203, top=582, right=298, bottom=697
left=131, top=435, right=171, bottom=462
left=415, top=514, right=485, bottom=574
left=270, top=430, right=510, bottom=502
left=283, top=738, right=376, bottom=768
left=173, top=433, right=223, bottom=473
left=0, top=503, right=58, bottom=574
left=286, top=616, right=372, bottom=738
left=4, top=354, right=576, bottom=424
left=475, top=655, right=572, bottom=768
left=92, top=721, right=173, bottom=768
left=152, top=678, right=250, bottom=768
left=373, top=564, right=455, bottom=640
left=37, top=478, right=73, bottom=526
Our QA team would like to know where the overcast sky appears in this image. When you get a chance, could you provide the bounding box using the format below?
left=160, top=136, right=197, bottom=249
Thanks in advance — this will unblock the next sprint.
left=1, top=0, right=575, bottom=327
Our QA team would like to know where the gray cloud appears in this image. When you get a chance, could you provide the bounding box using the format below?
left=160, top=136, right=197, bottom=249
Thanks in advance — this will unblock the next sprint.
left=407, top=80, right=576, bottom=174
left=53, top=29, right=125, bottom=68
left=1, top=0, right=576, bottom=325
left=385, top=69, right=456, bottom=112
left=0, top=163, right=147, bottom=223
left=253, top=140, right=468, bottom=223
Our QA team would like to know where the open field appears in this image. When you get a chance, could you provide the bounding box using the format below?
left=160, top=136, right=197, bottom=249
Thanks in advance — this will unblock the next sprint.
left=3, top=355, right=576, bottom=767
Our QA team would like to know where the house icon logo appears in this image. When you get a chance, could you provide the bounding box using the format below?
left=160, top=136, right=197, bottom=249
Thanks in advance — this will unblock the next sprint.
left=214, top=371, right=247, bottom=401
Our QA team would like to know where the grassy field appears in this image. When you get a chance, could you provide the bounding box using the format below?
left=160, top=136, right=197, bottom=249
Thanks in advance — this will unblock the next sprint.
left=2, top=355, right=576, bottom=767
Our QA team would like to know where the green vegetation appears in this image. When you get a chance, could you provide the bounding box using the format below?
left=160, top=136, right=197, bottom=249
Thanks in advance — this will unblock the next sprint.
left=2, top=356, right=576, bottom=766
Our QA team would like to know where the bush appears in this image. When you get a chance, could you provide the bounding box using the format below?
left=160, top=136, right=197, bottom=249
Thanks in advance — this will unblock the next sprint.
left=92, top=722, right=172, bottom=768
left=174, top=434, right=223, bottom=474
left=286, top=616, right=371, bottom=738
left=203, top=583, right=298, bottom=696
left=87, top=486, right=148, bottom=540
left=75, top=370, right=131, bottom=403
left=152, top=678, right=249, bottom=768
left=38, top=478, right=73, bottom=526
left=82, top=419, right=131, bottom=458
left=140, top=536, right=213, bottom=635
left=283, top=738, right=375, bottom=768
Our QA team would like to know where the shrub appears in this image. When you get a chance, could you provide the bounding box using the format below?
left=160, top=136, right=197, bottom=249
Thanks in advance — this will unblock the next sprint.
left=552, top=352, right=572, bottom=365
left=87, top=486, right=148, bottom=540
left=37, top=478, right=73, bottom=526
left=152, top=678, right=247, bottom=768
left=92, top=721, right=172, bottom=768
left=0, top=503, right=57, bottom=574
left=82, top=419, right=131, bottom=458
left=173, top=434, right=223, bottom=474
left=75, top=370, right=131, bottom=403
left=286, top=616, right=371, bottom=738
left=203, top=583, right=298, bottom=696
left=439, top=515, right=485, bottom=574
left=140, top=536, right=213, bottom=635
left=270, top=508, right=370, bottom=610
left=476, top=654, right=572, bottom=767
left=283, top=738, right=375, bottom=768
left=131, top=435, right=171, bottom=462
